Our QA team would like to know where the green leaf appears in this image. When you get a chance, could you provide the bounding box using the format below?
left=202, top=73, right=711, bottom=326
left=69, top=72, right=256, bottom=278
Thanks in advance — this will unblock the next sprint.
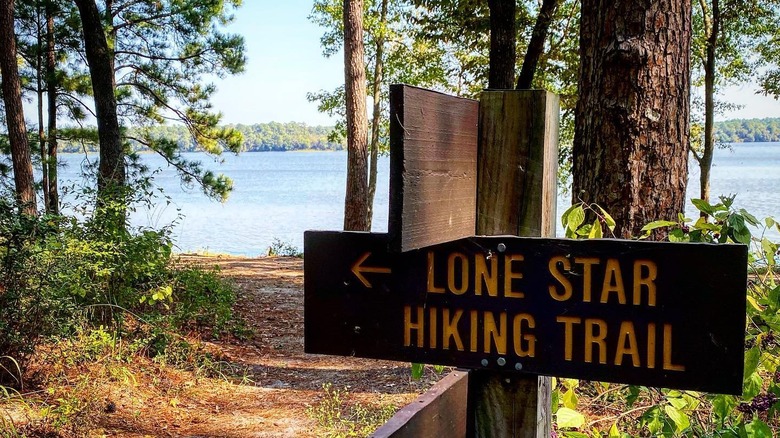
left=626, top=385, right=641, bottom=407
left=561, top=204, right=579, bottom=227
left=551, top=388, right=560, bottom=414
left=691, top=198, right=715, bottom=215
left=641, top=220, right=677, bottom=232
left=745, top=418, right=772, bottom=438
left=740, top=209, right=760, bottom=226
left=588, top=220, right=603, bottom=239
left=597, top=205, right=616, bottom=231
left=744, top=347, right=761, bottom=380
left=556, top=407, right=585, bottom=429
left=563, top=388, right=578, bottom=409
left=743, top=373, right=763, bottom=400
left=765, top=217, right=776, bottom=229
left=712, top=394, right=737, bottom=423
left=567, top=206, right=586, bottom=233
left=664, top=405, right=690, bottom=433
left=411, top=363, right=424, bottom=380
left=667, top=396, right=688, bottom=410
left=728, top=215, right=752, bottom=244
left=609, top=423, right=621, bottom=438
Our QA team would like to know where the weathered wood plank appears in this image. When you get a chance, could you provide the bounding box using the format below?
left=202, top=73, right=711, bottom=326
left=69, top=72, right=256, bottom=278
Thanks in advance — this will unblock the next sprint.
left=389, top=84, right=479, bottom=252
left=371, top=370, right=469, bottom=438
left=477, top=90, right=559, bottom=237
left=474, top=89, right=559, bottom=438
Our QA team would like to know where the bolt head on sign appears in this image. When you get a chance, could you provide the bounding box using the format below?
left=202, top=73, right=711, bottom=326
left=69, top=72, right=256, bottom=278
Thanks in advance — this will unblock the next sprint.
left=304, top=231, right=748, bottom=395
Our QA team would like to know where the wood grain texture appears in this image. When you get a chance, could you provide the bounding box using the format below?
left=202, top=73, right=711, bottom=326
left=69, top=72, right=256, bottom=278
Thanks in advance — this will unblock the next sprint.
left=389, top=84, right=479, bottom=252
left=371, top=370, right=469, bottom=438
left=475, top=90, right=559, bottom=438
left=477, top=90, right=559, bottom=237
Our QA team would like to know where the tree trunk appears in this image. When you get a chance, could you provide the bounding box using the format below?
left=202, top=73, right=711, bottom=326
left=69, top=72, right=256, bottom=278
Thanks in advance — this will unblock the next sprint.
left=46, top=0, right=59, bottom=214
left=366, top=0, right=388, bottom=230
left=573, top=0, right=691, bottom=238
left=516, top=0, right=559, bottom=89
left=75, top=0, right=125, bottom=219
left=343, top=0, right=369, bottom=231
left=0, top=0, right=38, bottom=217
left=37, top=1, right=50, bottom=212
left=701, top=0, right=719, bottom=205
left=487, top=0, right=516, bottom=89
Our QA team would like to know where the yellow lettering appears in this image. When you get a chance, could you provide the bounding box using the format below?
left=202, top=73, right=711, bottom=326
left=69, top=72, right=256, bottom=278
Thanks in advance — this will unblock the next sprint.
left=442, top=308, right=464, bottom=351
left=427, top=252, right=445, bottom=293
left=600, top=258, right=627, bottom=304
left=404, top=305, right=425, bottom=347
left=504, top=254, right=525, bottom=298
left=633, top=260, right=657, bottom=306
left=663, top=324, right=685, bottom=371
left=557, top=316, right=581, bottom=361
left=448, top=252, right=469, bottom=295
left=513, top=313, right=536, bottom=357
left=647, top=322, right=656, bottom=369
left=614, top=321, right=640, bottom=367
left=483, top=311, right=507, bottom=354
left=575, top=257, right=599, bottom=302
left=475, top=255, right=498, bottom=296
left=584, top=319, right=607, bottom=364
left=548, top=256, right=573, bottom=301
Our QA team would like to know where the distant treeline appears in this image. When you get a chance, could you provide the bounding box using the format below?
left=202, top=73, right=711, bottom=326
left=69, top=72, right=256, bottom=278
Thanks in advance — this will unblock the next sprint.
left=716, top=118, right=780, bottom=143
left=59, top=122, right=345, bottom=153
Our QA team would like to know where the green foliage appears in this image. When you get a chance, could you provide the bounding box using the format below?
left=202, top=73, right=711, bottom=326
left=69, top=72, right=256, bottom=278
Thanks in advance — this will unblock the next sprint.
left=715, top=118, right=780, bottom=143
left=553, top=197, right=780, bottom=436
left=266, top=238, right=303, bottom=257
left=0, top=189, right=239, bottom=386
left=56, top=122, right=345, bottom=153
left=307, top=383, right=396, bottom=437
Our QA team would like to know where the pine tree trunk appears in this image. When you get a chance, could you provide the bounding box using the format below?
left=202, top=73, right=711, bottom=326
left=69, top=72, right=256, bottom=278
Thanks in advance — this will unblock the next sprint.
left=37, top=2, right=50, bottom=212
left=343, top=0, right=369, bottom=231
left=701, top=0, right=719, bottom=205
left=366, top=0, right=388, bottom=230
left=0, top=0, right=38, bottom=216
left=516, top=0, right=559, bottom=89
left=46, top=1, right=59, bottom=214
left=573, top=0, right=691, bottom=238
left=487, top=0, right=516, bottom=89
left=75, top=0, right=126, bottom=220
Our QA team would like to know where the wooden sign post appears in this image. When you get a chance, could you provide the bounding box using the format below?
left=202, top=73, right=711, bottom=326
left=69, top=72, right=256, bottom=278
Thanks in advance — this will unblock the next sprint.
left=304, top=85, right=748, bottom=437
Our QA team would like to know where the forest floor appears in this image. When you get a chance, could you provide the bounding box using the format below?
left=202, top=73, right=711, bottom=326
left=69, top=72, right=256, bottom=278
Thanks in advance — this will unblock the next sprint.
left=1, top=255, right=446, bottom=437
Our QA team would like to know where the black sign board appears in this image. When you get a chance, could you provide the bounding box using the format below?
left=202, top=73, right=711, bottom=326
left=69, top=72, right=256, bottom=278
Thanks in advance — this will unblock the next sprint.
left=304, top=231, right=747, bottom=394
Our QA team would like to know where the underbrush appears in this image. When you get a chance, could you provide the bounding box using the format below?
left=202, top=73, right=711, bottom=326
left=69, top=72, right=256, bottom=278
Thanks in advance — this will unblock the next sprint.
left=0, top=194, right=247, bottom=434
left=555, top=197, right=780, bottom=437
left=306, top=383, right=397, bottom=438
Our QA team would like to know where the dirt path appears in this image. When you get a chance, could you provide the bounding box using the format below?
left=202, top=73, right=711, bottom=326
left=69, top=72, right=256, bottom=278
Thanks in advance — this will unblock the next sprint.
left=95, top=255, right=442, bottom=437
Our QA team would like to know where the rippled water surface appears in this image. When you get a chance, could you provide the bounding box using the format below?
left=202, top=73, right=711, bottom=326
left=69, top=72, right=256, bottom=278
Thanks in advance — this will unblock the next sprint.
left=57, top=143, right=780, bottom=256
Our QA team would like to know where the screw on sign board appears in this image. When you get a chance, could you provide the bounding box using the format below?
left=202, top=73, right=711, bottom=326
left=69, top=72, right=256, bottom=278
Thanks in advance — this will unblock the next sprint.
left=304, top=231, right=747, bottom=395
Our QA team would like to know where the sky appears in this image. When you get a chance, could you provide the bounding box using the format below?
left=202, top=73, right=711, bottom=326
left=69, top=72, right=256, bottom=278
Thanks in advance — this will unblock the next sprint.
left=211, top=1, right=780, bottom=126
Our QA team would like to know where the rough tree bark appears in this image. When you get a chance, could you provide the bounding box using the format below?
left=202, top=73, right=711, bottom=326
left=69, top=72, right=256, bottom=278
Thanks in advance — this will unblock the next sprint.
left=74, top=0, right=126, bottom=213
left=487, top=0, right=516, bottom=89
left=0, top=0, right=38, bottom=216
left=573, top=0, right=691, bottom=238
left=516, top=0, right=560, bottom=89
left=343, top=0, right=369, bottom=231
left=366, top=0, right=388, bottom=230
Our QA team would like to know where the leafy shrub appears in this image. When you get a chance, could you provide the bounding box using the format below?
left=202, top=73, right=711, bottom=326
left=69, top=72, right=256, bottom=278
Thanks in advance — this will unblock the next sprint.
left=557, top=196, right=780, bottom=437
left=267, top=238, right=302, bottom=257
left=307, top=383, right=396, bottom=437
left=0, top=190, right=239, bottom=386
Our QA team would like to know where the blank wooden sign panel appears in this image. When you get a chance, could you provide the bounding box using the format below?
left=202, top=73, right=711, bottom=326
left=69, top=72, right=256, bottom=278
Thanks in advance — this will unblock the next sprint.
left=389, top=84, right=479, bottom=252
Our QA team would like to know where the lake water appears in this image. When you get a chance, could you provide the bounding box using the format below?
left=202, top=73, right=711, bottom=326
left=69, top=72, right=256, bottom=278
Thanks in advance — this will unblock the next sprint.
left=57, top=142, right=780, bottom=256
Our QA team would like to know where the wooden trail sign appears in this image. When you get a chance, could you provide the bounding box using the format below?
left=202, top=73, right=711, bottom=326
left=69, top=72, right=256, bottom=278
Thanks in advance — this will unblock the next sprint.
left=304, top=231, right=747, bottom=394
